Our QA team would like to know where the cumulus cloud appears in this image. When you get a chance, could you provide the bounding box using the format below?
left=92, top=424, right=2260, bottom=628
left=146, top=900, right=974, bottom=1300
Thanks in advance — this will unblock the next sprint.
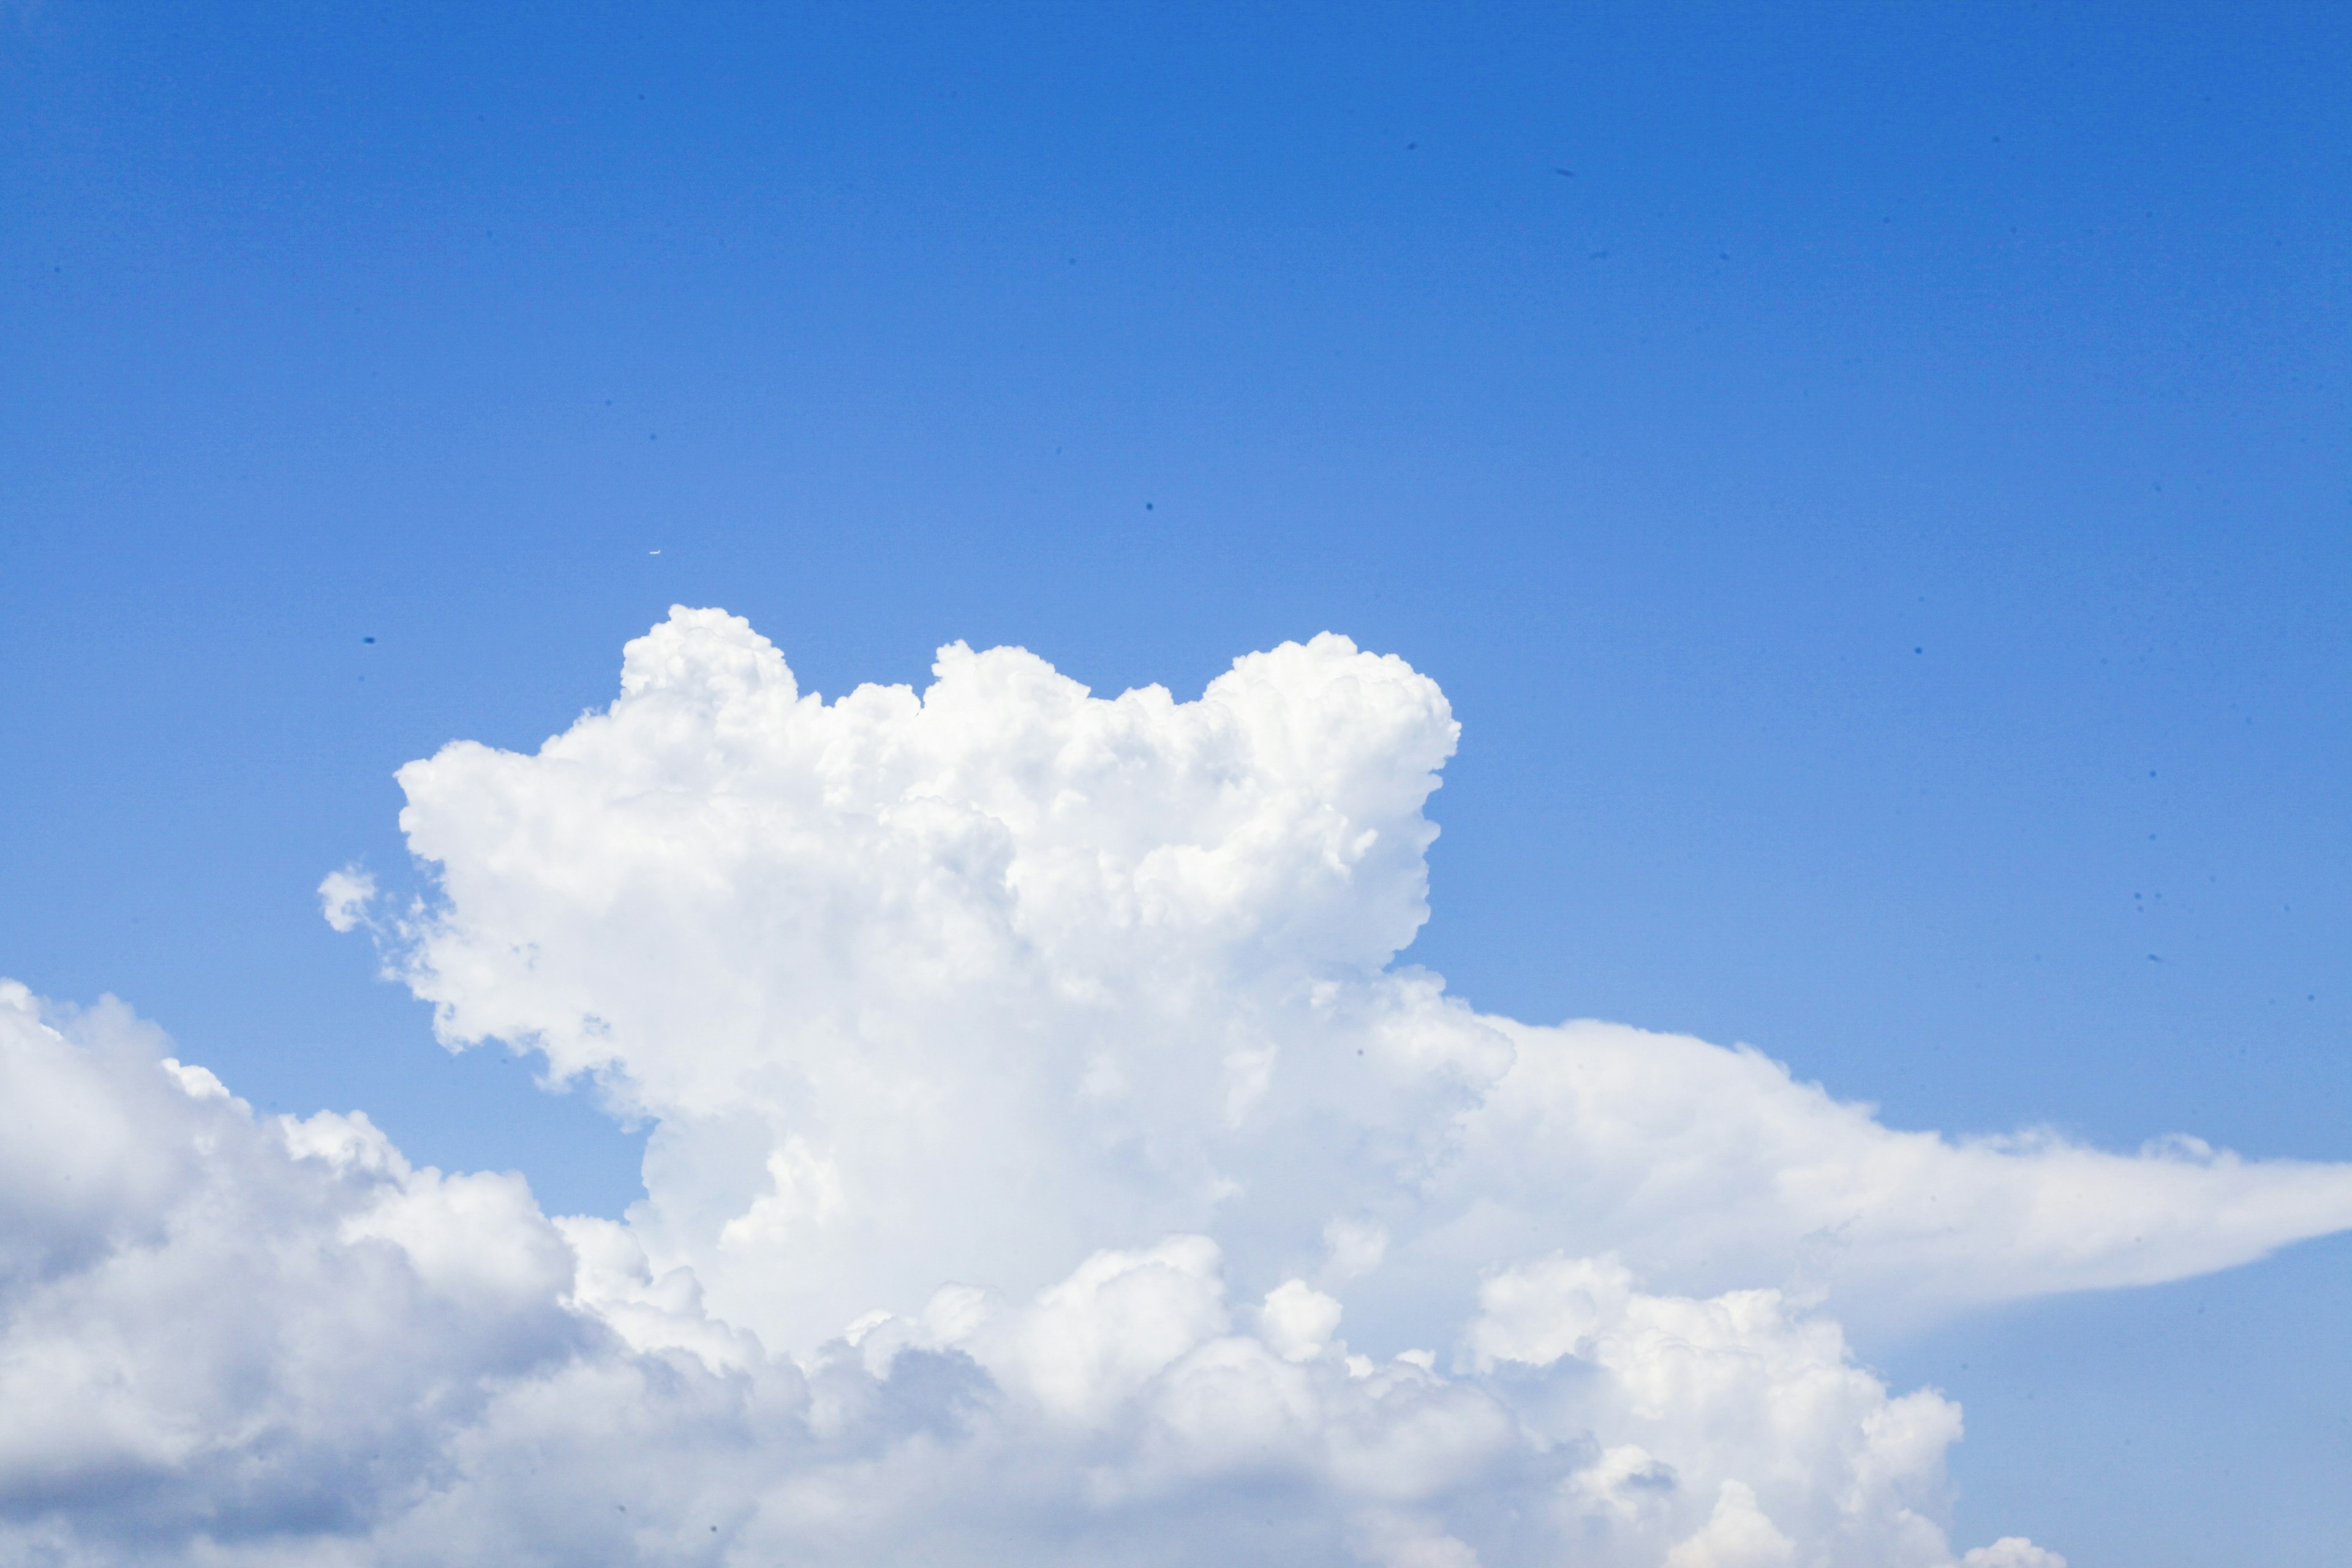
left=0, top=982, right=588, bottom=1560
left=4, top=606, right=2343, bottom=1563
left=0, top=981, right=1977, bottom=1567
left=383, top=609, right=2352, bottom=1347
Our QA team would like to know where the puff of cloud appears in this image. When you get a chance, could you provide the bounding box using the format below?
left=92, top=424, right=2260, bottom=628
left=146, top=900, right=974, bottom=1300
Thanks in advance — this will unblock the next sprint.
left=317, top=866, right=377, bottom=933
left=1261, top=1278, right=1346, bottom=1362
left=1961, top=1542, right=2068, bottom=1568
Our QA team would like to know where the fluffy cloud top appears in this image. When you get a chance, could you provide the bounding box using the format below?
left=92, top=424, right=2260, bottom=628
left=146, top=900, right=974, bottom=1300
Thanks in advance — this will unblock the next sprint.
left=8, top=607, right=2348, bottom=1564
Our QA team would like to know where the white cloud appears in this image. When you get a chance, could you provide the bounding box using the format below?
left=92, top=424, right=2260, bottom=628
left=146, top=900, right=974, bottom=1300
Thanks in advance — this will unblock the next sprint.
left=0, top=981, right=591, bottom=1559
left=1469, top=1254, right=1963, bottom=1564
left=6, top=606, right=2344, bottom=1562
left=380, top=608, right=2352, bottom=1347
left=317, top=866, right=377, bottom=934
left=0, top=988, right=1997, bottom=1566
left=1664, top=1482, right=1796, bottom=1568
left=1261, top=1278, right=1346, bottom=1362
left=1962, top=1542, right=2069, bottom=1568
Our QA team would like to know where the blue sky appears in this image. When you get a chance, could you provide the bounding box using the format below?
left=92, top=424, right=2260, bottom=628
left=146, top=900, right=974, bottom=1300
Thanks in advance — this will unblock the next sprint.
left=4, top=4, right=2348, bottom=1562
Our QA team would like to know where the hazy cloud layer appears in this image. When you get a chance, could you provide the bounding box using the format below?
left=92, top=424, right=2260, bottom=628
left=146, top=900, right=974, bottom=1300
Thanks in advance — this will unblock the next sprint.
left=9, top=607, right=2347, bottom=1563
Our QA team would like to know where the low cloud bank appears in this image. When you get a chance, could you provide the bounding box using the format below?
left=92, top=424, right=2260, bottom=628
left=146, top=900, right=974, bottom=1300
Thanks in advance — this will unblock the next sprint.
left=8, top=607, right=2346, bottom=1564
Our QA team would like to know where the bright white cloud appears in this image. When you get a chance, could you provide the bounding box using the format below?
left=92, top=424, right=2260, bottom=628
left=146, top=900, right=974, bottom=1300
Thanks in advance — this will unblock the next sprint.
left=317, top=865, right=377, bottom=933
left=4, top=606, right=2340, bottom=1563
left=384, top=608, right=2352, bottom=1346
